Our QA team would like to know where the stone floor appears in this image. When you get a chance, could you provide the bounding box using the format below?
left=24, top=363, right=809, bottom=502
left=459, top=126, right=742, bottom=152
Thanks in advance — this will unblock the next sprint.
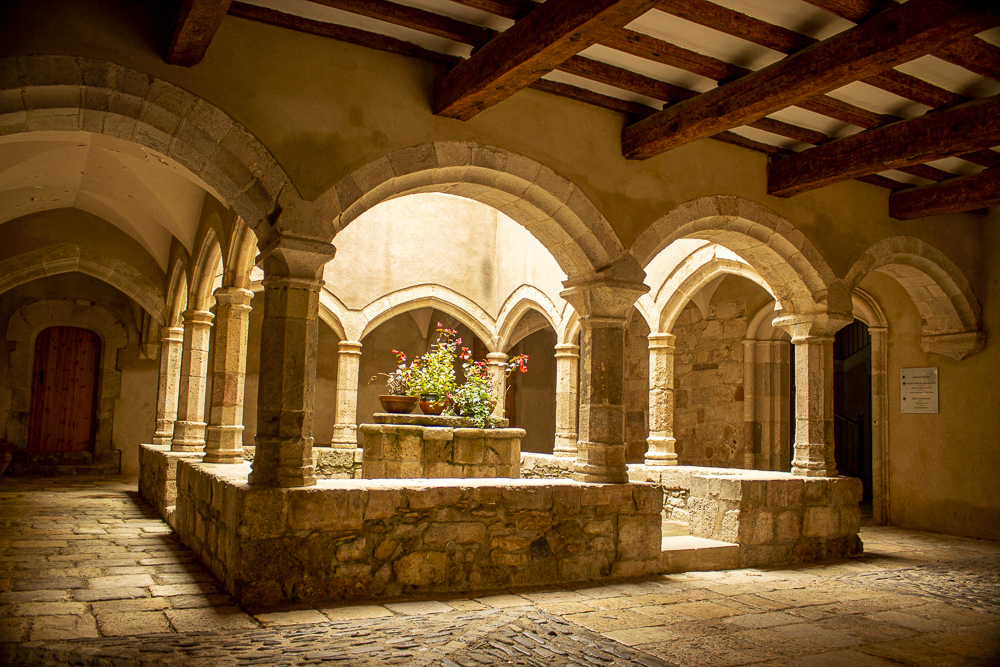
left=0, top=477, right=998, bottom=666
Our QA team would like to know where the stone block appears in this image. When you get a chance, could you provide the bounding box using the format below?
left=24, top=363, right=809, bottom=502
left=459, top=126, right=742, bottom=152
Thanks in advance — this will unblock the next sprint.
left=767, top=479, right=805, bottom=507
left=840, top=506, right=861, bottom=536
left=631, top=483, right=662, bottom=514
left=453, top=437, right=483, bottom=465
left=394, top=551, right=448, bottom=586
left=365, top=489, right=401, bottom=520
left=720, top=508, right=740, bottom=543
left=829, top=477, right=863, bottom=504
left=551, top=486, right=581, bottom=514
left=406, top=487, right=461, bottom=510
left=336, top=538, right=367, bottom=562
left=617, top=515, right=661, bottom=560
left=287, top=488, right=365, bottom=532
left=501, top=486, right=551, bottom=510
left=425, top=522, right=485, bottom=545
left=740, top=510, right=774, bottom=545
left=803, top=506, right=838, bottom=538
left=580, top=484, right=632, bottom=507
left=238, top=487, right=287, bottom=539
left=803, top=480, right=827, bottom=502
left=774, top=510, right=801, bottom=542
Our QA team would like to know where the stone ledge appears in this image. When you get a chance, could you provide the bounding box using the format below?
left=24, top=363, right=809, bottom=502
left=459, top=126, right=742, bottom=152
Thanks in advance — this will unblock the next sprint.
left=373, top=413, right=510, bottom=428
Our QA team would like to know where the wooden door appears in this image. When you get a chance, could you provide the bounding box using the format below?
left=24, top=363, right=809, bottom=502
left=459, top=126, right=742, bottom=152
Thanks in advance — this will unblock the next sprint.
left=28, top=326, right=102, bottom=453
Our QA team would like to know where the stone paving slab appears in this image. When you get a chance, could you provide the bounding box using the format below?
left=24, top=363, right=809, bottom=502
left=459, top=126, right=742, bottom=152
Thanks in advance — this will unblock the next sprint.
left=1, top=476, right=999, bottom=666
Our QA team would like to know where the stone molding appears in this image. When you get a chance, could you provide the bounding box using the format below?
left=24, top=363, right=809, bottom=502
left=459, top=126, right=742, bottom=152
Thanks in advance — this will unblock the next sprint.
left=2, top=299, right=128, bottom=460
left=0, top=55, right=290, bottom=229
left=920, top=331, right=986, bottom=361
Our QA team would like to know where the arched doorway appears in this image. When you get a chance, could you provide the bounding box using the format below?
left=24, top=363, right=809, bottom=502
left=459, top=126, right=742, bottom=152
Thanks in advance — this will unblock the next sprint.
left=833, top=319, right=873, bottom=513
left=28, top=326, right=102, bottom=453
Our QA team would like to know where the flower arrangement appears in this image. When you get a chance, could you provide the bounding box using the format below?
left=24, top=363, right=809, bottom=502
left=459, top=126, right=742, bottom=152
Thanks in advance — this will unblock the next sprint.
left=409, top=327, right=461, bottom=399
left=369, top=349, right=413, bottom=396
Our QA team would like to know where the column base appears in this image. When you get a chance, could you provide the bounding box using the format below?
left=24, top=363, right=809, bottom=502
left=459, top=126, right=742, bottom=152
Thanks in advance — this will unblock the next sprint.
left=573, top=441, right=628, bottom=484
left=644, top=435, right=678, bottom=467
left=553, top=433, right=578, bottom=457
left=248, top=437, right=317, bottom=488
left=170, top=421, right=206, bottom=452
left=331, top=423, right=358, bottom=450
left=204, top=425, right=245, bottom=464
left=792, top=443, right=838, bottom=477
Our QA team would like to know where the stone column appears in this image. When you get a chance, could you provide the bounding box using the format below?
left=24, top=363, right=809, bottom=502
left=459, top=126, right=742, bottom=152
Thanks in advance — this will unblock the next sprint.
left=204, top=287, right=254, bottom=464
left=331, top=340, right=363, bottom=449
left=645, top=333, right=678, bottom=466
left=773, top=311, right=852, bottom=477
left=869, top=326, right=889, bottom=524
left=561, top=277, right=649, bottom=483
left=151, top=326, right=184, bottom=445
left=486, top=352, right=508, bottom=419
left=553, top=343, right=580, bottom=457
left=171, top=309, right=214, bottom=452
left=249, top=235, right=338, bottom=488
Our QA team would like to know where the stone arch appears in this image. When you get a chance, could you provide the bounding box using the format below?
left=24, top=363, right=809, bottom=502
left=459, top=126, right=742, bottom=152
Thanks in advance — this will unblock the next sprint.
left=496, top=286, right=561, bottom=351
left=358, top=286, right=497, bottom=350
left=226, top=221, right=259, bottom=289
left=558, top=311, right=582, bottom=346
left=631, top=196, right=840, bottom=316
left=165, top=257, right=190, bottom=329
left=2, top=299, right=129, bottom=463
left=845, top=236, right=983, bottom=360
left=190, top=228, right=223, bottom=310
left=746, top=301, right=789, bottom=342
left=324, top=142, right=628, bottom=280
left=318, top=292, right=349, bottom=341
left=656, top=247, right=774, bottom=334
left=0, top=55, right=290, bottom=228
left=0, top=244, right=166, bottom=324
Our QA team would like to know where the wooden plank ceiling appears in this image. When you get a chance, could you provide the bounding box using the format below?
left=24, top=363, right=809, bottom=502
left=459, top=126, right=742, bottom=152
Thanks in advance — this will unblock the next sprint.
left=169, top=0, right=1000, bottom=219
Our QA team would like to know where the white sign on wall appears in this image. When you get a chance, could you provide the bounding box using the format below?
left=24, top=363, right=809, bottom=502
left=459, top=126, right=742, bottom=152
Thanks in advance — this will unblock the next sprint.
left=901, top=367, right=938, bottom=414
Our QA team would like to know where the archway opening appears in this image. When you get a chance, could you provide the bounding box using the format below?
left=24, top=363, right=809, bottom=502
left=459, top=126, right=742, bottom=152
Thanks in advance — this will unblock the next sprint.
left=833, top=319, right=873, bottom=512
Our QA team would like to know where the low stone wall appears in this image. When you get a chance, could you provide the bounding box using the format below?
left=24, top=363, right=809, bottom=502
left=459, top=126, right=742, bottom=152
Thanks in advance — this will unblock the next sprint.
left=360, top=417, right=523, bottom=479
left=138, top=444, right=202, bottom=527
left=520, top=453, right=574, bottom=479
left=687, top=472, right=863, bottom=566
left=628, top=465, right=742, bottom=522
left=171, top=458, right=663, bottom=606
left=243, top=445, right=362, bottom=479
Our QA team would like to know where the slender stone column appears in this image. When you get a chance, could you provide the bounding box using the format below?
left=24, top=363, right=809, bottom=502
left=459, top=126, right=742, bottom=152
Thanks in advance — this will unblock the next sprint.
left=773, top=311, right=852, bottom=477
left=171, top=309, right=214, bottom=452
left=486, top=352, right=508, bottom=419
left=331, top=340, right=363, bottom=449
left=249, top=235, right=338, bottom=488
left=561, top=277, right=649, bottom=484
left=152, top=326, right=184, bottom=445
left=869, top=326, right=889, bottom=524
left=553, top=343, right=580, bottom=457
left=645, top=333, right=678, bottom=466
left=204, top=287, right=254, bottom=464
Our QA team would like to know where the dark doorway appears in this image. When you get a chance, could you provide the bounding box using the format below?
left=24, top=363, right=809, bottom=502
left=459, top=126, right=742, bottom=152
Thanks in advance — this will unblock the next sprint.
left=833, top=320, right=873, bottom=507
left=28, top=326, right=102, bottom=453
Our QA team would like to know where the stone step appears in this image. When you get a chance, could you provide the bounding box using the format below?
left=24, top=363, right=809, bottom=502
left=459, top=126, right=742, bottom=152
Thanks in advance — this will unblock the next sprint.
left=660, top=535, right=739, bottom=574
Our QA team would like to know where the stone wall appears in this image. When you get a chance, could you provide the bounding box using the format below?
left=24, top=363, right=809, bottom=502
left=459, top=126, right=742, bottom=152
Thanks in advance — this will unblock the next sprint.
left=242, top=445, right=361, bottom=479
left=171, top=459, right=663, bottom=606
left=520, top=453, right=574, bottom=479
left=138, top=444, right=202, bottom=527
left=687, top=472, right=863, bottom=566
left=672, top=301, right=748, bottom=467
left=628, top=465, right=743, bottom=522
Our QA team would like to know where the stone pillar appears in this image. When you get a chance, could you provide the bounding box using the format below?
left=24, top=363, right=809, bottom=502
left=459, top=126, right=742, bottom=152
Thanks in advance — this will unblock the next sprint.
left=249, top=235, right=338, bottom=488
left=171, top=309, right=214, bottom=452
left=152, top=326, right=184, bottom=445
left=486, top=352, right=508, bottom=419
left=869, top=326, right=889, bottom=524
left=645, top=333, right=677, bottom=466
left=553, top=343, right=580, bottom=457
left=331, top=340, right=363, bottom=449
left=561, top=277, right=649, bottom=483
left=204, top=287, right=254, bottom=464
left=773, top=311, right=852, bottom=477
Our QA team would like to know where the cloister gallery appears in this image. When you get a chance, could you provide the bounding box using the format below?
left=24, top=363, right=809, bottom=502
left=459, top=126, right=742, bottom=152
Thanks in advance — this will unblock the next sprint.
left=0, top=0, right=998, bottom=609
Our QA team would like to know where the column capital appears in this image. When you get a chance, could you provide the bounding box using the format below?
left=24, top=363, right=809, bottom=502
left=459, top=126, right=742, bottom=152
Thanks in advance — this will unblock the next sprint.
left=338, top=340, right=363, bottom=355
left=772, top=310, right=852, bottom=342
left=486, top=352, right=508, bottom=362
left=258, top=234, right=337, bottom=282
left=182, top=309, right=215, bottom=327
left=920, top=331, right=985, bottom=360
left=647, top=332, right=676, bottom=350
left=159, top=326, right=185, bottom=343
left=560, top=276, right=648, bottom=322
left=554, top=343, right=580, bottom=358
left=212, top=286, right=254, bottom=309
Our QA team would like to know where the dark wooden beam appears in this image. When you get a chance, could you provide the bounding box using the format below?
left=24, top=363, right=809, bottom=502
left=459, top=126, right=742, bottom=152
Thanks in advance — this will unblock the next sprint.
left=433, top=0, right=659, bottom=120
left=448, top=0, right=534, bottom=21
left=622, top=0, right=999, bottom=160
left=167, top=0, right=233, bottom=66
left=528, top=78, right=658, bottom=118
left=307, top=0, right=493, bottom=46
left=228, top=2, right=458, bottom=65
left=889, top=166, right=1000, bottom=218
left=768, top=96, right=1000, bottom=197
left=601, top=28, right=749, bottom=82
left=558, top=56, right=696, bottom=103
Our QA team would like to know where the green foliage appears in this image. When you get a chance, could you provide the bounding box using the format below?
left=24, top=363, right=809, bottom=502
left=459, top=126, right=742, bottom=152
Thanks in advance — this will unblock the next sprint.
left=409, top=328, right=459, bottom=398
left=449, top=361, right=498, bottom=428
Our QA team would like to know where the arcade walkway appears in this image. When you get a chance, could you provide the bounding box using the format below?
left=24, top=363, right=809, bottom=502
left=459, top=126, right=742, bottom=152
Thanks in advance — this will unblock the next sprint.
left=1, top=477, right=997, bottom=666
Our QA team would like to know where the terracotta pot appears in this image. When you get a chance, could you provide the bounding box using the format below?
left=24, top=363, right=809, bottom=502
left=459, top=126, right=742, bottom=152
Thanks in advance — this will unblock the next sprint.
left=379, top=395, right=418, bottom=414
left=419, top=395, right=450, bottom=416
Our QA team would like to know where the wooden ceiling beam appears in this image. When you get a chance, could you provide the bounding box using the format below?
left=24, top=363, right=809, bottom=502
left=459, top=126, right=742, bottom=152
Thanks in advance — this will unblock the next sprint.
left=166, top=0, right=233, bottom=67
left=622, top=0, right=998, bottom=160
left=558, top=56, right=696, bottom=103
left=447, top=0, right=534, bottom=21
left=889, top=166, right=1000, bottom=219
left=768, top=96, right=1000, bottom=197
left=433, top=0, right=659, bottom=120
left=307, top=0, right=493, bottom=46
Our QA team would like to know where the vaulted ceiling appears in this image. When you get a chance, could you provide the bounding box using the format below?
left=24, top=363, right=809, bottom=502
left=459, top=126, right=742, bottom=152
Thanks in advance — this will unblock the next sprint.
left=168, top=0, right=1000, bottom=219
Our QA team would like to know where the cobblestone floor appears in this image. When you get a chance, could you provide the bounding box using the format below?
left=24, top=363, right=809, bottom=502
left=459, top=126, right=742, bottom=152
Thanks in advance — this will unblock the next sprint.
left=1, top=477, right=998, bottom=666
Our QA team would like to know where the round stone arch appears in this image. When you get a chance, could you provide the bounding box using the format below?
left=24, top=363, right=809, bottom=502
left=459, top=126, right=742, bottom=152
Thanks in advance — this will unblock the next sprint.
left=2, top=299, right=128, bottom=461
left=321, top=142, right=628, bottom=281
left=0, top=244, right=166, bottom=324
left=496, top=286, right=562, bottom=351
left=631, top=196, right=841, bottom=317
left=0, top=55, right=291, bottom=230
left=358, top=285, right=497, bottom=350
left=845, top=236, right=984, bottom=360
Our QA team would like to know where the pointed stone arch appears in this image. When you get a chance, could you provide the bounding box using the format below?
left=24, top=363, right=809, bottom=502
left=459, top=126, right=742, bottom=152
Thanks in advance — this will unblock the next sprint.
left=0, top=55, right=290, bottom=228
left=320, top=142, right=630, bottom=281
left=496, top=286, right=561, bottom=351
left=190, top=227, right=223, bottom=311
left=358, top=286, right=497, bottom=350
left=631, top=196, right=841, bottom=317
left=2, top=299, right=129, bottom=468
left=845, top=236, right=984, bottom=360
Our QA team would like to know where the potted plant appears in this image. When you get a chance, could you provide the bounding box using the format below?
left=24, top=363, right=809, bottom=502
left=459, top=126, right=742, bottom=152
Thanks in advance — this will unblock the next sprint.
left=369, top=349, right=418, bottom=414
left=448, top=353, right=528, bottom=428
left=409, top=326, right=460, bottom=415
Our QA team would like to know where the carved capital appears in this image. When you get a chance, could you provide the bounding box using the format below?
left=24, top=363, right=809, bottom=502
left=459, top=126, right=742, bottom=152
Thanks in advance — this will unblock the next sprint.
left=921, top=331, right=985, bottom=361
